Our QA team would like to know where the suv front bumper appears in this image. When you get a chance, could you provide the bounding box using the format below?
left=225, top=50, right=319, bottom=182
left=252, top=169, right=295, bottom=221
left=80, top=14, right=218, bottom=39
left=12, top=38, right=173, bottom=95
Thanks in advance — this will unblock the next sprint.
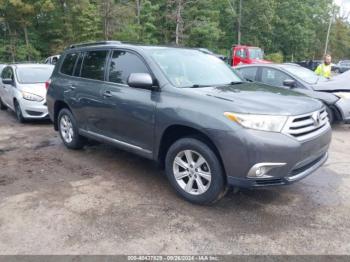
left=207, top=125, right=332, bottom=188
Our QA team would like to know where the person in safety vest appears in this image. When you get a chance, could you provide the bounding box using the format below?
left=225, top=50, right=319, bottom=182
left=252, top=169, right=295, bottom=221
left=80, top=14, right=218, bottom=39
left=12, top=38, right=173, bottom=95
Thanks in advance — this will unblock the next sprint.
left=315, top=54, right=332, bottom=78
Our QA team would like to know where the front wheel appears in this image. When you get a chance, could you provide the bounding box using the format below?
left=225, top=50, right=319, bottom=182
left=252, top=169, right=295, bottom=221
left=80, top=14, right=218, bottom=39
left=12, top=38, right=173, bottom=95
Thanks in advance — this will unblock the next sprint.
left=165, top=137, right=226, bottom=205
left=14, top=101, right=25, bottom=123
left=0, top=97, right=7, bottom=110
left=58, top=108, right=86, bottom=149
left=325, top=106, right=334, bottom=124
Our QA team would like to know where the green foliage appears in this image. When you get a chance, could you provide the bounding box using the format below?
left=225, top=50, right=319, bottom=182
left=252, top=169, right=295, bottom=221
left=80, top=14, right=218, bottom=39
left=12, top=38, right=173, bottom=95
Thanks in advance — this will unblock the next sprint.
left=265, top=52, right=284, bottom=63
left=0, top=0, right=349, bottom=62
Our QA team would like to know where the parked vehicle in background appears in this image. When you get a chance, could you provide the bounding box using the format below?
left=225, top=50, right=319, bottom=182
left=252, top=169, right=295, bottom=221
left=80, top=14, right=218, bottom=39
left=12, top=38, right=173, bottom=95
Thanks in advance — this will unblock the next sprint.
left=296, top=60, right=322, bottom=71
left=0, top=64, right=54, bottom=122
left=197, top=48, right=227, bottom=62
left=0, top=64, right=6, bottom=74
left=332, top=60, right=350, bottom=74
left=231, top=45, right=271, bottom=66
left=45, top=55, right=60, bottom=65
left=47, top=41, right=331, bottom=204
left=236, top=63, right=350, bottom=123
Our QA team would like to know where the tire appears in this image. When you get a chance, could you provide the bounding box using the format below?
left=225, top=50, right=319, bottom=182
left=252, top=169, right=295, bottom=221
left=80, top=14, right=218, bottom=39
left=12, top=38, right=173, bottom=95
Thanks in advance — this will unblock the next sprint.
left=334, top=68, right=340, bottom=74
left=0, top=97, right=7, bottom=110
left=165, top=137, right=226, bottom=205
left=14, top=101, right=25, bottom=123
left=325, top=106, right=334, bottom=124
left=58, top=108, right=86, bottom=149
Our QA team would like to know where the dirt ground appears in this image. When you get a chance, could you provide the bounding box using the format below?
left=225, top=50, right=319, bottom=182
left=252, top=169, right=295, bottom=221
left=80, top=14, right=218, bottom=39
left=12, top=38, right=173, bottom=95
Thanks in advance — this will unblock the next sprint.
left=0, top=110, right=349, bottom=255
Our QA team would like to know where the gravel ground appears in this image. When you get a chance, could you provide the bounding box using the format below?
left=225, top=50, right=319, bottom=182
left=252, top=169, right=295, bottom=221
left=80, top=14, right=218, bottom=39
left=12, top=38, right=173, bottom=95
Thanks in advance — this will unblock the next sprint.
left=0, top=110, right=349, bottom=255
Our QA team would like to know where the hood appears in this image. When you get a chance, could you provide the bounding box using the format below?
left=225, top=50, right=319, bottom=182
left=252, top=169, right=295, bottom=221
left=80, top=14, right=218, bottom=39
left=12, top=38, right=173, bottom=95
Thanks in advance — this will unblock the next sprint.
left=312, top=70, right=350, bottom=91
left=19, top=83, right=47, bottom=99
left=188, top=82, right=323, bottom=116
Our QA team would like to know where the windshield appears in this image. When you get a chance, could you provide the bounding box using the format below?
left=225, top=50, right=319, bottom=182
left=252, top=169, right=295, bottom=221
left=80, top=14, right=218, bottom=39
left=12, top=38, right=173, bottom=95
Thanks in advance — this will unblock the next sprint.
left=16, top=66, right=54, bottom=84
left=248, top=48, right=263, bottom=60
left=282, top=65, right=325, bottom=84
left=147, top=48, right=241, bottom=88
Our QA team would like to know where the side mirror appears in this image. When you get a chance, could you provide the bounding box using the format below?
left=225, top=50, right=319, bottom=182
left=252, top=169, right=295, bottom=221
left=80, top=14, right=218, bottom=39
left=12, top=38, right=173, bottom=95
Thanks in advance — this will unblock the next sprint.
left=127, top=73, right=156, bottom=90
left=2, top=78, right=13, bottom=85
left=283, top=79, right=296, bottom=88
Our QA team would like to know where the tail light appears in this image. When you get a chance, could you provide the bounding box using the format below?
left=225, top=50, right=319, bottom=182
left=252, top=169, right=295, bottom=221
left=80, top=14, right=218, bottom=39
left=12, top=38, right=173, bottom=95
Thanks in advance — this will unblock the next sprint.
left=45, top=79, right=51, bottom=90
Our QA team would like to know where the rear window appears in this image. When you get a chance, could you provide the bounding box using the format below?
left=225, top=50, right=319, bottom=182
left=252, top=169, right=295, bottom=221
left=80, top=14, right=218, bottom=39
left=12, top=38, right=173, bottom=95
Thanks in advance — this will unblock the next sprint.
left=81, top=50, right=108, bottom=81
left=16, top=67, right=54, bottom=84
left=61, top=53, right=78, bottom=75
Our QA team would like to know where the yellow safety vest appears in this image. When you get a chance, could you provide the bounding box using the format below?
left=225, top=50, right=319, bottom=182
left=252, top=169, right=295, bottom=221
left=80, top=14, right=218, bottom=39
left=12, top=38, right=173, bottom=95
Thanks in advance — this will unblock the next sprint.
left=315, top=63, right=331, bottom=78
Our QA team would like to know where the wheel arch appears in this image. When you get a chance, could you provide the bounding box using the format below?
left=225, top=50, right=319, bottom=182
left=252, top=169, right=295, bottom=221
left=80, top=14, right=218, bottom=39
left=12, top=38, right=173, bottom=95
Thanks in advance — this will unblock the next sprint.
left=157, top=125, right=226, bottom=176
left=53, top=100, right=72, bottom=131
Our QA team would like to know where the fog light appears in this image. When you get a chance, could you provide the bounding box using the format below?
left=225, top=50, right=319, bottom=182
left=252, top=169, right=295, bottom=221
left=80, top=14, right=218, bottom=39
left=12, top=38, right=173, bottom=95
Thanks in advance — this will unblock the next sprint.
left=247, top=163, right=286, bottom=179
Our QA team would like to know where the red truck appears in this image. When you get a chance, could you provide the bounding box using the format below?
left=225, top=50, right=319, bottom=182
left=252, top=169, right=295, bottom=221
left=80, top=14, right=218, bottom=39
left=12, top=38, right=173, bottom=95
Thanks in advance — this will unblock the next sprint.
left=231, top=45, right=271, bottom=66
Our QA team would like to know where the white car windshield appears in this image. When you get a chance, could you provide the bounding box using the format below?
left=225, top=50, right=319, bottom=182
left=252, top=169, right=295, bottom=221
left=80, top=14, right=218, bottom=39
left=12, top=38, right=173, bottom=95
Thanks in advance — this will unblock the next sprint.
left=147, top=48, right=242, bottom=88
left=282, top=65, right=325, bottom=84
left=16, top=66, right=54, bottom=84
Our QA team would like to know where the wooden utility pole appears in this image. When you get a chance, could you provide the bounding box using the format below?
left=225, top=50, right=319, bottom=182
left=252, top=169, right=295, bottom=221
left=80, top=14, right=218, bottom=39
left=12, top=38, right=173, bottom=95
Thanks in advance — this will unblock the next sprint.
left=324, top=3, right=336, bottom=56
left=237, top=0, right=242, bottom=45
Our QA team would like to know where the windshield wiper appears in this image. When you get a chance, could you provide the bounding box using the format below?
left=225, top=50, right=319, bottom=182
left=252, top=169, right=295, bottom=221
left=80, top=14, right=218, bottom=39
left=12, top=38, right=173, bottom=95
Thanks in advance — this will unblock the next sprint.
left=220, top=81, right=244, bottom=86
left=190, top=84, right=211, bottom=88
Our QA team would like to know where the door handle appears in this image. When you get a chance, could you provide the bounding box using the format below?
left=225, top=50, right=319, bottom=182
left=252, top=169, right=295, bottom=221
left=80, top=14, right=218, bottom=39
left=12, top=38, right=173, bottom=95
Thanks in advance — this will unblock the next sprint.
left=68, top=84, right=76, bottom=90
left=103, top=90, right=112, bottom=98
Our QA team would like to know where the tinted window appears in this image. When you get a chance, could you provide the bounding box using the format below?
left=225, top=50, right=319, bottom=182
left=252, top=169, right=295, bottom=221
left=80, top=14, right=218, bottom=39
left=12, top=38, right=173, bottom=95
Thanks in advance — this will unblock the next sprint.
left=81, top=50, right=108, bottom=81
left=282, top=65, right=320, bottom=84
left=1, top=67, right=13, bottom=79
left=108, top=51, right=150, bottom=84
left=73, top=53, right=83, bottom=77
left=238, top=67, right=257, bottom=81
left=61, top=53, right=78, bottom=75
left=16, top=66, right=54, bottom=84
left=261, top=68, right=290, bottom=87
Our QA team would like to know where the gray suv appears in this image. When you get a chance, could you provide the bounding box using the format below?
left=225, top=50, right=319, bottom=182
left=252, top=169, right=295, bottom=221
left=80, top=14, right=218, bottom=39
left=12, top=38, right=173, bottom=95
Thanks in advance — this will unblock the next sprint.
left=47, top=41, right=332, bottom=204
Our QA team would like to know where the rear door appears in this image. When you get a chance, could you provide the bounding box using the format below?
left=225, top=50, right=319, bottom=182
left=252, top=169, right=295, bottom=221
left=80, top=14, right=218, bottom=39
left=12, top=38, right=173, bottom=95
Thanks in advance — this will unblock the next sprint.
left=73, top=49, right=110, bottom=131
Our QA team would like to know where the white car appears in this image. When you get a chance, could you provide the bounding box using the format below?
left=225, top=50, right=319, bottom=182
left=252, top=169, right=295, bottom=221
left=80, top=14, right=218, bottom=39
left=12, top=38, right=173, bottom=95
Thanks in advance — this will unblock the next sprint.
left=44, top=55, right=60, bottom=65
left=0, top=64, right=54, bottom=122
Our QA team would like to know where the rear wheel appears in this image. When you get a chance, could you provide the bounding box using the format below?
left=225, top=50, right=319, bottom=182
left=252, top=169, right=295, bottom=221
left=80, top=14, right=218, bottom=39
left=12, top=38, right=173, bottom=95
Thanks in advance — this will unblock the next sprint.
left=0, top=97, right=7, bottom=110
left=58, top=108, right=86, bottom=149
left=14, top=101, right=25, bottom=123
left=165, top=137, right=226, bottom=205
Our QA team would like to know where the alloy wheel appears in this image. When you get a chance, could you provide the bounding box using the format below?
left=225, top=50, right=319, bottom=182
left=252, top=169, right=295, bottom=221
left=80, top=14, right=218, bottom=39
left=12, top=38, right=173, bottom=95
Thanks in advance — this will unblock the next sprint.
left=173, top=150, right=212, bottom=195
left=60, top=114, right=74, bottom=143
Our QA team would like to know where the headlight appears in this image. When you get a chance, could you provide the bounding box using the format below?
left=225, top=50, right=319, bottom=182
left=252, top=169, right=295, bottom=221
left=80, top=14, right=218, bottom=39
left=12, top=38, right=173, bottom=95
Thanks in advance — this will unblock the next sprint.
left=334, top=92, right=350, bottom=99
left=21, top=91, right=44, bottom=102
left=224, top=112, right=288, bottom=132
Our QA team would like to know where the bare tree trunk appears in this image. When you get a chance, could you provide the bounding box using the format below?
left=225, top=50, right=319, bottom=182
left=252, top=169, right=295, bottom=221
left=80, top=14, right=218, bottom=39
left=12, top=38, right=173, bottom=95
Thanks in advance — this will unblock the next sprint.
left=6, top=23, right=16, bottom=62
left=175, top=0, right=182, bottom=45
left=23, top=25, right=31, bottom=61
left=136, top=0, right=141, bottom=25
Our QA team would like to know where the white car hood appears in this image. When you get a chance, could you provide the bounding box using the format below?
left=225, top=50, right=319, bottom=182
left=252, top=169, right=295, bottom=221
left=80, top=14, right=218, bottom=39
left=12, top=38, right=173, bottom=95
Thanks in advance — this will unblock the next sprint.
left=19, top=83, right=47, bottom=99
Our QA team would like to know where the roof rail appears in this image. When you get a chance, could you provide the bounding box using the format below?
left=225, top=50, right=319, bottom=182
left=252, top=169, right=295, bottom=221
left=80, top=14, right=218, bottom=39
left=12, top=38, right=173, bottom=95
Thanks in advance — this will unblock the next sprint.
left=69, top=41, right=122, bottom=49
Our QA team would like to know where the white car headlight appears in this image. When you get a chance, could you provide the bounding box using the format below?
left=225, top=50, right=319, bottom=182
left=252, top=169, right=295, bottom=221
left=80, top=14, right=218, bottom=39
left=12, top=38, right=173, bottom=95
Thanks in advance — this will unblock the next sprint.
left=334, top=92, right=350, bottom=99
left=224, top=112, right=288, bottom=132
left=21, top=91, right=44, bottom=102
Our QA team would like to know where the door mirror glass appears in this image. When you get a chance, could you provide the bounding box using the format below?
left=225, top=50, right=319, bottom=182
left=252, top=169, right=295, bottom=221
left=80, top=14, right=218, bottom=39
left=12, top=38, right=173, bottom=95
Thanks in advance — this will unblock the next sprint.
left=127, top=73, right=154, bottom=90
left=2, top=78, right=13, bottom=85
left=283, top=79, right=296, bottom=88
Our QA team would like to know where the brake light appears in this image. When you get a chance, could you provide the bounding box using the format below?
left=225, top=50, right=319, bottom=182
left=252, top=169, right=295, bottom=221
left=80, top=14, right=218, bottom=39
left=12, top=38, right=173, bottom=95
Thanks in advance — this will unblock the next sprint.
left=45, top=79, right=51, bottom=90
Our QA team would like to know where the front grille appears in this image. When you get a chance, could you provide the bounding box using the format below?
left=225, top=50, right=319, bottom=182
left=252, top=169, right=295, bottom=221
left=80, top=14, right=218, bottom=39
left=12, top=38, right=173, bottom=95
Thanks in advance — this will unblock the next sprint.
left=289, top=153, right=326, bottom=176
left=282, top=109, right=330, bottom=141
left=255, top=178, right=284, bottom=186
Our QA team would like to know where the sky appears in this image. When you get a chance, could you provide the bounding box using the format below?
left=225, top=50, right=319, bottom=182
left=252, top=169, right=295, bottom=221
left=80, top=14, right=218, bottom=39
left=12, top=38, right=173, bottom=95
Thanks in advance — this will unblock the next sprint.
left=335, top=0, right=350, bottom=18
